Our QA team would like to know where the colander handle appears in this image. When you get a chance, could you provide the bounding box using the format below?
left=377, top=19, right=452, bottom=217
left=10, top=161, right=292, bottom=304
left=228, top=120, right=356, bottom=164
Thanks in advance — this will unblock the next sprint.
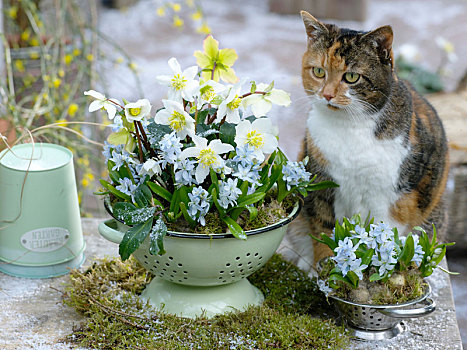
left=98, top=219, right=125, bottom=244
left=378, top=298, right=436, bottom=318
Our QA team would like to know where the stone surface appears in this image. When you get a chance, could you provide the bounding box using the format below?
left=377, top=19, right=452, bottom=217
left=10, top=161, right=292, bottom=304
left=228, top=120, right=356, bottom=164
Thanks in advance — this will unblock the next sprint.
left=0, top=218, right=463, bottom=349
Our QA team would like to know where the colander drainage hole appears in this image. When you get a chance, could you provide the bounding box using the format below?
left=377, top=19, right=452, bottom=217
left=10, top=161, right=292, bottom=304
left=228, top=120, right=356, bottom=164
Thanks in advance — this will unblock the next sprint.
left=165, top=263, right=170, bottom=267
left=183, top=271, right=188, bottom=274
left=168, top=256, right=174, bottom=260
left=254, top=253, right=259, bottom=257
left=178, top=263, right=183, bottom=267
left=246, top=253, right=251, bottom=257
left=235, top=256, right=241, bottom=260
left=238, top=263, right=243, bottom=267
left=162, top=268, right=167, bottom=272
left=172, top=270, right=177, bottom=273
left=144, top=255, right=148, bottom=259
left=377, top=318, right=382, bottom=322
left=230, top=270, right=235, bottom=274
left=226, top=263, right=231, bottom=267
left=220, top=271, right=225, bottom=274
left=370, top=316, right=374, bottom=319
left=362, top=311, right=366, bottom=315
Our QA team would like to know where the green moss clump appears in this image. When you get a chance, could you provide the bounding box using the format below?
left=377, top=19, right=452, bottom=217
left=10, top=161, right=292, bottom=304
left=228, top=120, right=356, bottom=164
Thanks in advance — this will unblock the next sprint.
left=63, top=254, right=348, bottom=350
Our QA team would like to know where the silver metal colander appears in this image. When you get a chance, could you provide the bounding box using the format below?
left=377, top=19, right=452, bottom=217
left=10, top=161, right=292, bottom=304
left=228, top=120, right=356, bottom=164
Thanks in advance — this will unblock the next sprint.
left=329, top=284, right=435, bottom=340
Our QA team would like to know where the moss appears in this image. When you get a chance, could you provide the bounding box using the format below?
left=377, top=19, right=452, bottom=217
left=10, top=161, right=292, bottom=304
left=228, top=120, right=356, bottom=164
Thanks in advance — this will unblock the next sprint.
left=319, top=260, right=426, bottom=305
left=63, top=254, right=348, bottom=350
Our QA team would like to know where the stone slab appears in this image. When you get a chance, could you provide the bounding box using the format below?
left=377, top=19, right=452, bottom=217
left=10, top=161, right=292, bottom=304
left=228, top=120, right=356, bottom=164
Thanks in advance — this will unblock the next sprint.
left=0, top=218, right=463, bottom=349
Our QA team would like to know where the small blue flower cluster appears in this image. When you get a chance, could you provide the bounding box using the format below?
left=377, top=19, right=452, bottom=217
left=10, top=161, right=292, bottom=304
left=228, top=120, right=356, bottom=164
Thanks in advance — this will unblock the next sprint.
left=187, top=186, right=211, bottom=225
left=282, top=160, right=311, bottom=191
left=218, top=178, right=243, bottom=209
left=332, top=221, right=425, bottom=280
left=230, top=145, right=262, bottom=188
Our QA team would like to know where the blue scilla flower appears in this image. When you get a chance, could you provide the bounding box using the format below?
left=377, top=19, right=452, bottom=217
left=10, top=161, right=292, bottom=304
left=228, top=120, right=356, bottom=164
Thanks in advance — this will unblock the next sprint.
left=109, top=115, right=124, bottom=132
left=349, top=258, right=368, bottom=280
left=371, top=245, right=398, bottom=277
left=370, top=222, right=394, bottom=245
left=110, top=150, right=128, bottom=171
left=116, top=177, right=138, bottom=198
left=232, top=163, right=261, bottom=187
left=188, top=186, right=211, bottom=226
left=218, top=178, right=242, bottom=209
left=332, top=237, right=357, bottom=277
left=282, top=160, right=311, bottom=190
left=158, top=132, right=183, bottom=168
left=174, top=158, right=197, bottom=186
left=232, top=145, right=257, bottom=167
left=352, top=225, right=377, bottom=250
left=102, top=141, right=113, bottom=160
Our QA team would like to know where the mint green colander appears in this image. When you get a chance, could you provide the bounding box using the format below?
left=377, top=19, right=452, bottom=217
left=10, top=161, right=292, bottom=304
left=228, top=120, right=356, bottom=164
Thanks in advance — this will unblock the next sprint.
left=0, top=143, right=85, bottom=278
left=98, top=202, right=300, bottom=318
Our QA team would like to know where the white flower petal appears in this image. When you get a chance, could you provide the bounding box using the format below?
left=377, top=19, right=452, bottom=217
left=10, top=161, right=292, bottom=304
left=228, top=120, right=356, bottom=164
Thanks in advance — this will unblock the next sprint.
left=104, top=104, right=117, bottom=120
left=267, top=89, right=291, bottom=106
left=155, top=75, right=172, bottom=85
left=195, top=164, right=210, bottom=183
left=183, top=65, right=199, bottom=81
left=251, top=99, right=272, bottom=118
left=154, top=109, right=170, bottom=124
left=88, top=100, right=103, bottom=112
left=84, top=89, right=105, bottom=100
left=168, top=57, right=182, bottom=74
left=180, top=147, right=200, bottom=160
left=261, top=133, right=278, bottom=153
left=210, top=140, right=234, bottom=154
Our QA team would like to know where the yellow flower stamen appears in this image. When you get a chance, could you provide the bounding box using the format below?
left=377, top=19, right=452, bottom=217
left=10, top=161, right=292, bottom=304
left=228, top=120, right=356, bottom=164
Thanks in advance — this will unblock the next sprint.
left=129, top=107, right=141, bottom=116
left=227, top=95, right=241, bottom=110
left=246, top=130, right=264, bottom=149
left=171, top=74, right=187, bottom=90
left=200, top=86, right=214, bottom=102
left=198, top=149, right=217, bottom=167
left=168, top=111, right=187, bottom=131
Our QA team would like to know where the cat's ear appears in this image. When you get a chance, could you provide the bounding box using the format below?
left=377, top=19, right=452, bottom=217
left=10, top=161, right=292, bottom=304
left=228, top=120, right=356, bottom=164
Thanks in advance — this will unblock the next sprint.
left=301, top=11, right=328, bottom=41
left=363, top=26, right=394, bottom=68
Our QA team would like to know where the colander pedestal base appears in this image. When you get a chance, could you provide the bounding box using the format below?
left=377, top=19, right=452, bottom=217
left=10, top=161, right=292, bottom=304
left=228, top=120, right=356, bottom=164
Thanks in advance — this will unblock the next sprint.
left=141, top=277, right=264, bottom=318
left=348, top=322, right=406, bottom=341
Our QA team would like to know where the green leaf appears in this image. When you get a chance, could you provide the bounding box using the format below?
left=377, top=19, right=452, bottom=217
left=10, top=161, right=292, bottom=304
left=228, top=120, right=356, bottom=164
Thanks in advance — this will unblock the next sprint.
left=146, top=122, right=172, bottom=145
left=222, top=217, right=247, bottom=240
left=399, top=235, right=415, bottom=268
left=346, top=271, right=359, bottom=288
left=134, top=184, right=152, bottom=208
left=306, top=180, right=339, bottom=192
left=250, top=81, right=257, bottom=93
left=211, top=188, right=226, bottom=217
left=148, top=182, right=172, bottom=202
left=264, top=81, right=274, bottom=93
left=99, top=179, right=131, bottom=201
left=274, top=148, right=288, bottom=165
left=149, top=216, right=167, bottom=255
left=219, top=122, right=236, bottom=147
left=113, top=202, right=157, bottom=226
left=180, top=202, right=197, bottom=227
left=361, top=248, right=375, bottom=267
left=236, top=192, right=265, bottom=207
left=321, top=233, right=338, bottom=251
left=369, top=273, right=384, bottom=282
left=328, top=273, right=353, bottom=288
left=245, top=205, right=258, bottom=222
left=169, top=188, right=181, bottom=216
left=119, top=218, right=153, bottom=261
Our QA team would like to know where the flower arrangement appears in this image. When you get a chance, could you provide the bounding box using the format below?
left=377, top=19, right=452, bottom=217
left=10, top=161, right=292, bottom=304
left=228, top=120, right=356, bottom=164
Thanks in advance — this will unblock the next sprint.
left=315, top=214, right=455, bottom=304
left=87, top=36, right=336, bottom=261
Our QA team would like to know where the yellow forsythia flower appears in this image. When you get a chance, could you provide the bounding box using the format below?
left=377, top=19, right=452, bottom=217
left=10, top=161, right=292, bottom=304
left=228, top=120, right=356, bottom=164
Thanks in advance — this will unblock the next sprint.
left=8, top=6, right=18, bottom=19
left=156, top=6, right=166, bottom=16
left=73, top=48, right=81, bottom=56
left=197, top=23, right=211, bottom=35
left=29, top=51, right=40, bottom=60
left=191, top=10, right=202, bottom=21
left=172, top=3, right=181, bottom=12
left=56, top=119, right=68, bottom=126
left=21, top=30, right=30, bottom=42
left=29, top=37, right=39, bottom=46
left=173, top=15, right=184, bottom=28
left=64, top=54, right=73, bottom=65
left=129, top=62, right=138, bottom=72
left=53, top=78, right=61, bottom=88
left=68, top=103, right=79, bottom=117
left=86, top=54, right=94, bottom=62
left=58, top=69, right=65, bottom=78
left=14, top=60, right=25, bottom=73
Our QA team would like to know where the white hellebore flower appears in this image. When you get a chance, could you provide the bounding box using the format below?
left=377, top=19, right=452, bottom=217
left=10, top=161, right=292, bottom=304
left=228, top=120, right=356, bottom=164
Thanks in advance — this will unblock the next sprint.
left=84, top=90, right=120, bottom=120
left=242, top=83, right=291, bottom=118
left=156, top=57, right=199, bottom=103
left=216, top=81, right=245, bottom=124
left=154, top=99, right=196, bottom=139
left=140, top=158, right=162, bottom=177
left=124, top=99, right=152, bottom=122
left=234, top=118, right=278, bottom=162
left=195, top=79, right=226, bottom=108
left=180, top=135, right=234, bottom=184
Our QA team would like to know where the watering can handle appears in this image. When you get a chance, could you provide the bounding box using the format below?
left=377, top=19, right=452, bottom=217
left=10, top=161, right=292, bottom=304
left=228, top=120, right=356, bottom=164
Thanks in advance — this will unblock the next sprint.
left=378, top=298, right=436, bottom=318
left=98, top=219, right=125, bottom=244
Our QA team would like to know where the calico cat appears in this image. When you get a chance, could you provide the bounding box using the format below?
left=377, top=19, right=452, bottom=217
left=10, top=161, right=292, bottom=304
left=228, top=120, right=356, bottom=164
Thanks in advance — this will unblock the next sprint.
left=283, top=11, right=449, bottom=270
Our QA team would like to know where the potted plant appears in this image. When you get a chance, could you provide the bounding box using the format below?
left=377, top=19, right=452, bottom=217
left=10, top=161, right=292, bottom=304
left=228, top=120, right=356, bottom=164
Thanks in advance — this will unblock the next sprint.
left=89, top=35, right=337, bottom=318
left=314, top=214, right=455, bottom=340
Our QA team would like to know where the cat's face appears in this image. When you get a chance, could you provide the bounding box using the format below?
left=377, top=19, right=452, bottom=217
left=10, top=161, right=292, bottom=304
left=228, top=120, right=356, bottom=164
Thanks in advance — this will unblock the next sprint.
left=301, top=12, right=394, bottom=116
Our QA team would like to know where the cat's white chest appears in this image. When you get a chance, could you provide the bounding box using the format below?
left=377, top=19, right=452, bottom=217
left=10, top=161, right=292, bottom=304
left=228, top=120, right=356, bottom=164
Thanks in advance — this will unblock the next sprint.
left=307, top=107, right=409, bottom=230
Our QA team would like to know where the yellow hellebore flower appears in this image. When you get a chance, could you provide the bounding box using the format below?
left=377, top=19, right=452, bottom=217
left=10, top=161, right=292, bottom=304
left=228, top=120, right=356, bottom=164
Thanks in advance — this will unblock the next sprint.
left=194, top=35, right=238, bottom=83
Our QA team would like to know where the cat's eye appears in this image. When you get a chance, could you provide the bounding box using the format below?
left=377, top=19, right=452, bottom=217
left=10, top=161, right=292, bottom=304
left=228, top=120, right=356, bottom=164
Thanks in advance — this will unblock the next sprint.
left=343, top=72, right=360, bottom=84
left=312, top=67, right=325, bottom=78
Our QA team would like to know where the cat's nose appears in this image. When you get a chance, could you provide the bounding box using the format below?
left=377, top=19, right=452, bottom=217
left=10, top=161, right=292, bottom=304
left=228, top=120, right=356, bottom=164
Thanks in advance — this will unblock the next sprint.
left=323, top=92, right=334, bottom=101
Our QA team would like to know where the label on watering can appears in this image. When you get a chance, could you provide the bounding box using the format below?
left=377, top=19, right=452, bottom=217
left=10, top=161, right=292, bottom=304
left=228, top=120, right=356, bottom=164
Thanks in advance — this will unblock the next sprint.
left=20, top=227, right=70, bottom=252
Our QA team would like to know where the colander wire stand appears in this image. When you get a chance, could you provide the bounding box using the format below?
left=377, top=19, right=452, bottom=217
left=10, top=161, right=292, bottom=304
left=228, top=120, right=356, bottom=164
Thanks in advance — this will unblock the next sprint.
left=98, top=202, right=300, bottom=318
left=329, top=283, right=435, bottom=341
